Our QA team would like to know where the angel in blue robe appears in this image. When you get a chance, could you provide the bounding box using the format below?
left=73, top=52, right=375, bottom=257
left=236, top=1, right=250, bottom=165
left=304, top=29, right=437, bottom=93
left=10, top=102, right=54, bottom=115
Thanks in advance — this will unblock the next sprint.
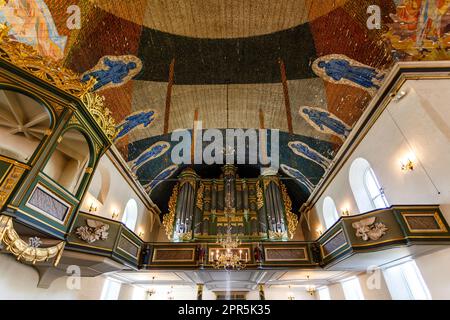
left=144, top=165, right=178, bottom=193
left=82, top=58, right=137, bottom=91
left=317, top=59, right=384, bottom=89
left=288, top=141, right=331, bottom=170
left=115, top=111, right=156, bottom=141
left=131, top=142, right=170, bottom=172
left=302, top=108, right=350, bottom=140
left=280, top=164, right=315, bottom=193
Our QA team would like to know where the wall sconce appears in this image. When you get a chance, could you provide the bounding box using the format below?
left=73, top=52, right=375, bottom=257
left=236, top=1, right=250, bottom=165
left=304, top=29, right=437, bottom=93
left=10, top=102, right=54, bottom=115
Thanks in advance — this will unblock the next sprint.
left=341, top=208, right=350, bottom=216
left=392, top=89, right=409, bottom=102
left=111, top=209, right=119, bottom=220
left=400, top=158, right=414, bottom=172
left=88, top=202, right=98, bottom=213
left=287, top=285, right=295, bottom=300
left=147, top=276, right=156, bottom=297
left=316, top=228, right=323, bottom=236
left=139, top=231, right=145, bottom=238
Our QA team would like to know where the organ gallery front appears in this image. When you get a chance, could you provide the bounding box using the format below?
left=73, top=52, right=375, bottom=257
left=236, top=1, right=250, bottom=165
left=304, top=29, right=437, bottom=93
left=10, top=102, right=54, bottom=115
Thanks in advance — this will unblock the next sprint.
left=162, top=165, right=299, bottom=242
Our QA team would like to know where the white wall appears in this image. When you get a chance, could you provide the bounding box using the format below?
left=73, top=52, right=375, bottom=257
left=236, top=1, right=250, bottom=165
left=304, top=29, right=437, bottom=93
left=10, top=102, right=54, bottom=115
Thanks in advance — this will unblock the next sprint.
left=310, top=79, right=450, bottom=237
left=0, top=254, right=105, bottom=300
left=262, top=286, right=316, bottom=300
left=325, top=272, right=391, bottom=300
left=307, top=78, right=450, bottom=299
left=82, top=154, right=155, bottom=241
left=415, top=248, right=450, bottom=299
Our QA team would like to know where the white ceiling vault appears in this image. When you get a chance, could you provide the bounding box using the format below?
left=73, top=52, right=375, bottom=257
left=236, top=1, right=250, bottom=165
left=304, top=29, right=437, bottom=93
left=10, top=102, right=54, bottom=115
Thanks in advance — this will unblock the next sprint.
left=111, top=269, right=356, bottom=292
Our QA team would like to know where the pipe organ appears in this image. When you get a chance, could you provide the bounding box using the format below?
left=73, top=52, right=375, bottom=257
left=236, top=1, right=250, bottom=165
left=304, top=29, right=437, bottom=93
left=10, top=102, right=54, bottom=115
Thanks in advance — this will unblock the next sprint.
left=162, top=165, right=299, bottom=242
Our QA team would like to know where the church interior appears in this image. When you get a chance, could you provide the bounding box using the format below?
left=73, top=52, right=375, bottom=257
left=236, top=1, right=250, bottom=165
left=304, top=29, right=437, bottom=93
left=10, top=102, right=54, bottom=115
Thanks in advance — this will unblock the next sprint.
left=0, top=0, right=449, bottom=301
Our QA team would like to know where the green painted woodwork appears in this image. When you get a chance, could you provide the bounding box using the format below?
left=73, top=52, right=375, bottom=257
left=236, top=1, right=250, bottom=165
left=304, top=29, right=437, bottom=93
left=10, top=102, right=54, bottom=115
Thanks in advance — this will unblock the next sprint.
left=0, top=62, right=112, bottom=240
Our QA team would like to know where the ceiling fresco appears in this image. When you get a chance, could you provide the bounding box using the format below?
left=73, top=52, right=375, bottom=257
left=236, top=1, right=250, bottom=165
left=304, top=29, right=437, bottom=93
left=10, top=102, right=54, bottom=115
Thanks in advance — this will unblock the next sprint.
left=0, top=0, right=448, bottom=212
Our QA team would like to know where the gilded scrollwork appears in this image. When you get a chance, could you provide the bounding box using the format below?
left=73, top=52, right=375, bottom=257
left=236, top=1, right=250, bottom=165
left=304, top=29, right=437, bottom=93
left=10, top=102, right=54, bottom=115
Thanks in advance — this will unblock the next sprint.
left=268, top=230, right=288, bottom=240
left=0, top=24, right=95, bottom=97
left=81, top=93, right=118, bottom=141
left=0, top=215, right=65, bottom=266
left=196, top=182, right=204, bottom=209
left=175, top=230, right=192, bottom=242
left=162, top=183, right=179, bottom=240
left=280, top=182, right=299, bottom=240
left=256, top=181, right=264, bottom=210
left=0, top=23, right=118, bottom=141
left=0, top=166, right=26, bottom=206
left=262, top=176, right=279, bottom=190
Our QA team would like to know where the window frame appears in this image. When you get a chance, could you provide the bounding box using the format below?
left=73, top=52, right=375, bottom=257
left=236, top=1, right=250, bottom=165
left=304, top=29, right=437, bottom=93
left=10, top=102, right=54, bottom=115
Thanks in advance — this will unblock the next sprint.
left=363, top=166, right=389, bottom=210
left=341, top=277, right=364, bottom=300
left=317, top=286, right=331, bottom=300
left=382, top=260, right=431, bottom=300
left=122, top=198, right=138, bottom=231
left=100, top=278, right=122, bottom=300
left=322, top=196, right=340, bottom=229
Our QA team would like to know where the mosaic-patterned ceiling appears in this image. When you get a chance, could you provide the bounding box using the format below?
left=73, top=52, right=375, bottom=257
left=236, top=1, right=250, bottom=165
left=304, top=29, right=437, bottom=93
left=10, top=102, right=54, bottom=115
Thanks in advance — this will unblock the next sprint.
left=1, top=0, right=449, bottom=212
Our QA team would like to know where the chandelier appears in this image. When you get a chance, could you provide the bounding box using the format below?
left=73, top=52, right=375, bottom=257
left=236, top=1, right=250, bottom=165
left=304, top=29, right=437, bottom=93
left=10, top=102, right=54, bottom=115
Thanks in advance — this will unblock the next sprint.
left=306, top=275, right=316, bottom=296
left=210, top=167, right=247, bottom=270
left=146, top=276, right=156, bottom=297
left=287, top=285, right=295, bottom=300
left=212, top=225, right=247, bottom=270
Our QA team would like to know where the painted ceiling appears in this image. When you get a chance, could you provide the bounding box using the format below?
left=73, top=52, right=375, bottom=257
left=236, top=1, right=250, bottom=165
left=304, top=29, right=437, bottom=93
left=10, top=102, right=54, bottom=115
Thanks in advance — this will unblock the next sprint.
left=0, top=0, right=449, bottom=213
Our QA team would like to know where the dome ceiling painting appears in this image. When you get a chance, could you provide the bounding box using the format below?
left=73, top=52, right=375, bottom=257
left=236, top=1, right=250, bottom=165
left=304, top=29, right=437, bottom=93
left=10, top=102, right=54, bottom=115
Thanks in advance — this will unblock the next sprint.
left=0, top=0, right=449, bottom=212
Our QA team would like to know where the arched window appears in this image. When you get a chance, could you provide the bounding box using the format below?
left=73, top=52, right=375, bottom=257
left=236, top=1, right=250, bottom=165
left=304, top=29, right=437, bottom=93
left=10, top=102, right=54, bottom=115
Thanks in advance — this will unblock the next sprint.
left=88, top=162, right=110, bottom=204
left=122, top=199, right=138, bottom=231
left=100, top=278, right=121, bottom=300
left=349, top=158, right=388, bottom=213
left=42, top=128, right=91, bottom=195
left=323, top=196, right=339, bottom=229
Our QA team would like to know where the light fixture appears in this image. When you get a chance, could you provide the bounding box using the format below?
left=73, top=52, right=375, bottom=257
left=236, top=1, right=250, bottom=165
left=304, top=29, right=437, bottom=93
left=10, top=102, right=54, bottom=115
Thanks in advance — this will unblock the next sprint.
left=212, top=226, right=247, bottom=270
left=306, top=275, right=316, bottom=296
left=111, top=209, right=119, bottom=220
left=167, top=286, right=174, bottom=300
left=316, top=228, right=323, bottom=236
left=341, top=208, right=350, bottom=216
left=392, top=88, right=409, bottom=102
left=211, top=173, right=246, bottom=270
left=400, top=158, right=414, bottom=171
left=139, top=231, right=145, bottom=238
left=287, top=285, right=295, bottom=300
left=146, top=276, right=156, bottom=297
left=88, top=202, right=98, bottom=213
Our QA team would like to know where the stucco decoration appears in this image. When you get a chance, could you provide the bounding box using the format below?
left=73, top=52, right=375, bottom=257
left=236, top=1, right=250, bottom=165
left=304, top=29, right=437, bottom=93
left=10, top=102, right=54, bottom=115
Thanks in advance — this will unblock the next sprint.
left=352, top=217, right=388, bottom=241
left=75, top=219, right=110, bottom=244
